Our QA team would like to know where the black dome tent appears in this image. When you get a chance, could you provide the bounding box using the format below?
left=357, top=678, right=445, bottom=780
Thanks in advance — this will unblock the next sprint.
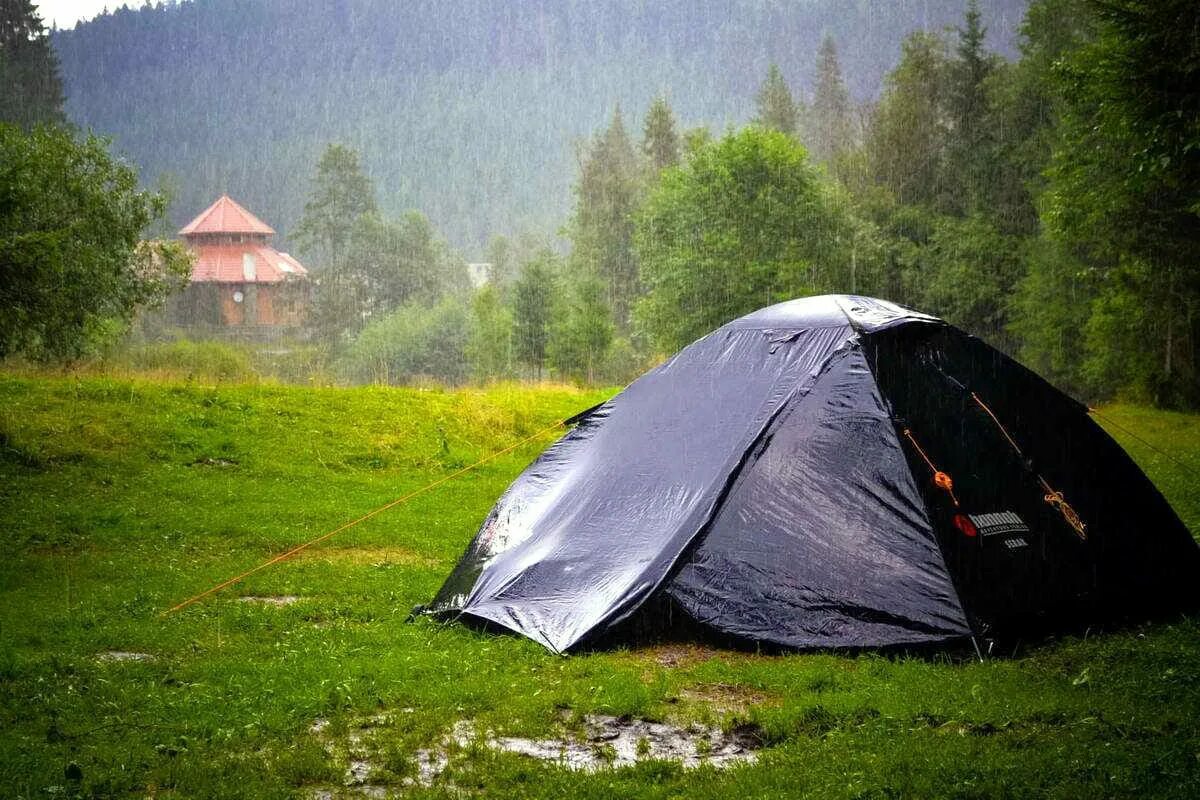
left=423, top=296, right=1200, bottom=653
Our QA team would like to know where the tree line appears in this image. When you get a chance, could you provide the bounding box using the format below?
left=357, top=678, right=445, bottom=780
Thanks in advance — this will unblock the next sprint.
left=2, top=0, right=1197, bottom=408
left=298, top=0, right=1197, bottom=407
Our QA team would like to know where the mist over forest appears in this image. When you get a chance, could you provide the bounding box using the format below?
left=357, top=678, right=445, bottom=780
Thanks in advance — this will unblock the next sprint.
left=51, top=0, right=1027, bottom=250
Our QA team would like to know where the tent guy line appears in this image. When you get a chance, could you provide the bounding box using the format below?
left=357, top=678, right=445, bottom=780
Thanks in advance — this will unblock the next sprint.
left=159, top=418, right=570, bottom=616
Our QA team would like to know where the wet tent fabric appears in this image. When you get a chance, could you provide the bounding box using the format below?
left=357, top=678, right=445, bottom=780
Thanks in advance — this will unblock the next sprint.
left=667, top=344, right=970, bottom=648
left=426, top=295, right=1200, bottom=653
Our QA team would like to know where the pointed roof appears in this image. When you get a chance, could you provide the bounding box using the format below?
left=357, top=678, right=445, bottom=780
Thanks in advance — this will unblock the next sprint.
left=179, top=195, right=275, bottom=236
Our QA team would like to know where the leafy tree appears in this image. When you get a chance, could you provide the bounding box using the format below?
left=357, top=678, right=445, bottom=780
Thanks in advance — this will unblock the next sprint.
left=754, top=63, right=800, bottom=137
left=899, top=214, right=1024, bottom=349
left=1044, top=0, right=1200, bottom=405
left=634, top=127, right=859, bottom=351
left=983, top=0, right=1093, bottom=235
left=352, top=211, right=464, bottom=313
left=0, top=124, right=192, bottom=360
left=568, top=106, right=642, bottom=330
left=467, top=284, right=512, bottom=380
left=864, top=32, right=953, bottom=211
left=550, top=274, right=613, bottom=384
left=0, top=0, right=65, bottom=128
left=809, top=35, right=853, bottom=163
left=1008, top=236, right=1094, bottom=396
left=293, top=143, right=377, bottom=269
left=642, top=95, right=680, bottom=172
left=512, top=251, right=560, bottom=379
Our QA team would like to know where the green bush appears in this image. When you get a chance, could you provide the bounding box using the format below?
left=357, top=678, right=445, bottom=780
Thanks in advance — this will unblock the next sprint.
left=339, top=296, right=470, bottom=385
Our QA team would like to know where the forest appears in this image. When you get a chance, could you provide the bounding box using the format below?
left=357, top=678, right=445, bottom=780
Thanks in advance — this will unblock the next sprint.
left=2, top=0, right=1198, bottom=409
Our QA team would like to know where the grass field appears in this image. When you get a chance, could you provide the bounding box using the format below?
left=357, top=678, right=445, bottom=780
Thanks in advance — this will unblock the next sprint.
left=1, top=373, right=1199, bottom=799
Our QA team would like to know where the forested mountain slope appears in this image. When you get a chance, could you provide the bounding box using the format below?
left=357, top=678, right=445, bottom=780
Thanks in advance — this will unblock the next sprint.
left=52, top=0, right=1026, bottom=251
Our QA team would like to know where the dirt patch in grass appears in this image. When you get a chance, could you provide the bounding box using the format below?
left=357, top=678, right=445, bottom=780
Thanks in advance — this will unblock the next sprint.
left=309, top=545, right=435, bottom=567
left=638, top=643, right=728, bottom=669
left=676, top=682, right=781, bottom=714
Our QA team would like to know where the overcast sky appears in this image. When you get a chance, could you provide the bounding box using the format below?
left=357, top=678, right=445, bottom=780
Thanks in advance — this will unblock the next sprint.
left=35, top=0, right=116, bottom=29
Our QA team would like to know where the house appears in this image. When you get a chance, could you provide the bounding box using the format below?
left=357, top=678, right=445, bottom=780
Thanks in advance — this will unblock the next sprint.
left=467, top=262, right=492, bottom=288
left=175, top=195, right=310, bottom=330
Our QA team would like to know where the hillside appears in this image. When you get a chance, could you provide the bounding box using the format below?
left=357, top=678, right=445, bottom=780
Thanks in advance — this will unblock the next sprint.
left=51, top=0, right=1028, bottom=252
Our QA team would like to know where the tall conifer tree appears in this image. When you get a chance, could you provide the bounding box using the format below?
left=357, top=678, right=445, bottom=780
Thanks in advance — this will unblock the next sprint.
left=810, top=35, right=853, bottom=162
left=642, top=95, right=680, bottom=172
left=0, top=0, right=66, bottom=128
left=569, top=106, right=641, bottom=330
left=754, top=63, right=800, bottom=137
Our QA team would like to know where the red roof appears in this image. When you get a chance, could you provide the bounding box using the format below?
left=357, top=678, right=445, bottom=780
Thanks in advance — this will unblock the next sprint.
left=179, top=195, right=275, bottom=236
left=189, top=243, right=308, bottom=284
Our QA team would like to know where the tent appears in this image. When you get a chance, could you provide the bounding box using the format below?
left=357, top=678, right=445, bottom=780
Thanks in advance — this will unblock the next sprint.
left=424, top=296, right=1200, bottom=653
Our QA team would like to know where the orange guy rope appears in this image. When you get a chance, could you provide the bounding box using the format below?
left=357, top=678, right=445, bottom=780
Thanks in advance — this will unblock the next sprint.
left=161, top=418, right=566, bottom=616
left=970, top=392, right=1087, bottom=542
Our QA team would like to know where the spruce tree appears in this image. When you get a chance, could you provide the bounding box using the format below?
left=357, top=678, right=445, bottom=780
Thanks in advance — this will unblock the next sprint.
left=754, top=64, right=799, bottom=137
left=0, top=0, right=66, bottom=128
left=946, top=0, right=997, bottom=214
left=293, top=143, right=378, bottom=270
left=642, top=95, right=680, bottom=172
left=810, top=35, right=853, bottom=162
left=568, top=106, right=641, bottom=330
left=512, top=251, right=559, bottom=380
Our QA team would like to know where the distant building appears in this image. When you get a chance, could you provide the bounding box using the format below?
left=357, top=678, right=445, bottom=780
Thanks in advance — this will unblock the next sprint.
left=174, top=195, right=310, bottom=331
left=467, top=262, right=492, bottom=288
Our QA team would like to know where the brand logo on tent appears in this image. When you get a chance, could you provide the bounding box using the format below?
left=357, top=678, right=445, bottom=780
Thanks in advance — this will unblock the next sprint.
left=968, top=511, right=1030, bottom=538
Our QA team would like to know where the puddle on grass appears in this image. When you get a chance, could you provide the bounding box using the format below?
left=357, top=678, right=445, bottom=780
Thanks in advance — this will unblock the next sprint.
left=96, top=651, right=155, bottom=662
left=237, top=595, right=301, bottom=606
left=492, top=713, right=761, bottom=769
left=306, top=709, right=761, bottom=796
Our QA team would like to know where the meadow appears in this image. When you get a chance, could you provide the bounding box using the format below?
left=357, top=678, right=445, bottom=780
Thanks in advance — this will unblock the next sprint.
left=1, top=371, right=1198, bottom=799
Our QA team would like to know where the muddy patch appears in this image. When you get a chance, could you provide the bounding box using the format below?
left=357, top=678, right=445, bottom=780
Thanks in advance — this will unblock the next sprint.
left=237, top=595, right=301, bottom=606
left=96, top=651, right=155, bottom=663
left=492, top=713, right=761, bottom=770
left=306, top=709, right=760, bottom=795
left=642, top=643, right=726, bottom=669
left=677, top=682, right=780, bottom=714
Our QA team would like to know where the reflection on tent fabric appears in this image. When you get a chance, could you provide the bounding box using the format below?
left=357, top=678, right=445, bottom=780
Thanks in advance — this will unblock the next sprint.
left=425, top=295, right=1200, bottom=653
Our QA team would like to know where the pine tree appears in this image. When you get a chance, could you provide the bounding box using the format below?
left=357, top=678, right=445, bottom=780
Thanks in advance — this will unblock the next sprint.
left=946, top=0, right=997, bottom=214
left=642, top=95, right=680, bottom=172
left=293, top=143, right=378, bottom=269
left=512, top=251, right=559, bottom=380
left=810, top=35, right=853, bottom=162
left=0, top=0, right=66, bottom=128
left=754, top=63, right=799, bottom=137
left=569, top=106, right=642, bottom=330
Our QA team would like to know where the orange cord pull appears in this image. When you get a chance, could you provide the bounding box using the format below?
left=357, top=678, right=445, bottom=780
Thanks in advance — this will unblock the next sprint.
left=902, top=428, right=959, bottom=507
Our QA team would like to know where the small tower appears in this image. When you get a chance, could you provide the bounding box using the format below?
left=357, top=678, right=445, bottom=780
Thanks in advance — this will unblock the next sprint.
left=177, top=195, right=309, bottom=331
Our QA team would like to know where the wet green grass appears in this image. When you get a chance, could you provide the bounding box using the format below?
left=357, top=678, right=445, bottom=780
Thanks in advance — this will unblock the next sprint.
left=1, top=375, right=1198, bottom=799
